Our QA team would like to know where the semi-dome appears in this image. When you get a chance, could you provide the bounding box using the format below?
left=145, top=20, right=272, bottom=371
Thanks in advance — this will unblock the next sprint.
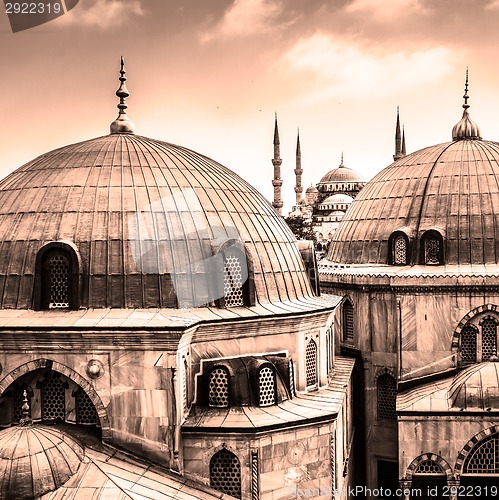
left=321, top=194, right=354, bottom=205
left=0, top=425, right=84, bottom=499
left=0, top=65, right=313, bottom=310
left=327, top=83, right=499, bottom=267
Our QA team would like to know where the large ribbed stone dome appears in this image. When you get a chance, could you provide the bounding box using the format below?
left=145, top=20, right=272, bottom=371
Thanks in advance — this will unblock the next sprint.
left=327, top=138, right=499, bottom=266
left=0, top=133, right=312, bottom=308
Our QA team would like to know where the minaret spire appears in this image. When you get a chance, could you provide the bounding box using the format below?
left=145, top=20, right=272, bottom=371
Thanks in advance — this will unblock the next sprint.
left=394, top=106, right=403, bottom=161
left=110, top=56, right=135, bottom=134
left=271, top=114, right=283, bottom=215
left=294, top=129, right=303, bottom=205
left=402, top=126, right=406, bottom=156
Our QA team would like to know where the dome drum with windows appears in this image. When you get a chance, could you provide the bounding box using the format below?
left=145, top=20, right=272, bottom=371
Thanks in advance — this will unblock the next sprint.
left=327, top=73, right=499, bottom=268
left=0, top=59, right=313, bottom=310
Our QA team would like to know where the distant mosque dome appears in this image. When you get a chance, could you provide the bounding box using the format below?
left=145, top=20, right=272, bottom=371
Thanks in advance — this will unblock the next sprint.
left=321, top=194, right=354, bottom=205
left=0, top=425, right=84, bottom=499
left=318, top=158, right=364, bottom=185
left=327, top=74, right=499, bottom=266
left=306, top=185, right=318, bottom=193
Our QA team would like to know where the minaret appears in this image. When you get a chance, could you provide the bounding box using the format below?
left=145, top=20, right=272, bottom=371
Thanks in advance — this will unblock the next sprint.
left=294, top=129, right=303, bottom=205
left=402, top=126, right=406, bottom=156
left=393, top=106, right=403, bottom=161
left=271, top=114, right=283, bottom=215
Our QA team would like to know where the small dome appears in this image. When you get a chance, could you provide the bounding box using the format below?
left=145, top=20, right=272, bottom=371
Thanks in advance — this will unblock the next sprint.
left=321, top=194, right=354, bottom=205
left=306, top=185, right=318, bottom=193
left=0, top=425, right=84, bottom=499
left=319, top=158, right=364, bottom=184
left=448, top=362, right=499, bottom=409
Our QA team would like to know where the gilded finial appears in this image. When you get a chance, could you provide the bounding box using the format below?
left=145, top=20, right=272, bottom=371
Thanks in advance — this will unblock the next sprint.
left=19, top=390, right=33, bottom=427
left=340, top=152, right=344, bottom=167
left=110, top=56, right=135, bottom=134
left=452, top=69, right=481, bottom=141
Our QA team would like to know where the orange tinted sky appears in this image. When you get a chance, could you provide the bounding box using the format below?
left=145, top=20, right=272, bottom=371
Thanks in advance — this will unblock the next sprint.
left=1, top=0, right=498, bottom=213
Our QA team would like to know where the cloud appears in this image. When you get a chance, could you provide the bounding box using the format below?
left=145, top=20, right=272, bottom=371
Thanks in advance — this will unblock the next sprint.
left=200, top=0, right=292, bottom=43
left=344, top=0, right=430, bottom=21
left=280, top=33, right=456, bottom=104
left=62, top=0, right=144, bottom=28
left=486, top=0, right=499, bottom=8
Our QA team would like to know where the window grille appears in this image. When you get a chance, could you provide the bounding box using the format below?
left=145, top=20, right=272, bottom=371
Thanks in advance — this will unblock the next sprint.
left=48, top=254, right=70, bottom=309
left=343, top=300, right=354, bottom=341
left=75, top=387, right=97, bottom=425
left=223, top=252, right=244, bottom=307
left=425, top=236, right=440, bottom=264
left=460, top=325, right=477, bottom=364
left=414, top=460, right=444, bottom=475
left=258, top=367, right=275, bottom=407
left=330, top=433, right=336, bottom=490
left=210, top=448, right=242, bottom=498
left=481, top=317, right=497, bottom=361
left=394, top=235, right=407, bottom=265
left=377, top=373, right=397, bottom=420
left=289, top=359, right=295, bottom=397
left=13, top=385, right=31, bottom=423
left=208, top=367, right=229, bottom=407
left=41, top=374, right=66, bottom=421
left=182, top=359, right=188, bottom=414
left=306, top=339, right=318, bottom=387
left=464, top=434, right=499, bottom=474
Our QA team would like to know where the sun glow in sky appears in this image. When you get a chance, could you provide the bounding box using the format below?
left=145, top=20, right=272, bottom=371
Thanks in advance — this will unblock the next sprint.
left=1, top=0, right=498, bottom=213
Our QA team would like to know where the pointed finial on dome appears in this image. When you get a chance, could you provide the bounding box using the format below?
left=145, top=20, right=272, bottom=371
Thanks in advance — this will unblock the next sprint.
left=19, top=390, right=33, bottom=427
left=110, top=56, right=135, bottom=134
left=339, top=152, right=344, bottom=167
left=452, top=69, right=481, bottom=141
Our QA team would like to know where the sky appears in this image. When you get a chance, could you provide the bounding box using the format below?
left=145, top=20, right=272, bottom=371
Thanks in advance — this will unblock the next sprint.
left=1, top=0, right=499, bottom=213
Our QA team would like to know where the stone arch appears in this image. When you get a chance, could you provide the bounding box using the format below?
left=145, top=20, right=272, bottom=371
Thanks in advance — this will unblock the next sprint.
left=451, top=304, right=499, bottom=352
left=454, top=425, right=499, bottom=476
left=375, top=367, right=397, bottom=381
left=0, top=358, right=110, bottom=439
left=406, top=453, right=453, bottom=480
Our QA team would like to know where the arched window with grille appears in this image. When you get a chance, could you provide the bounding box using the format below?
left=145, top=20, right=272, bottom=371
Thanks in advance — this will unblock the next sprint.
left=306, top=339, right=318, bottom=388
left=35, top=243, right=79, bottom=310
left=342, top=299, right=354, bottom=342
left=460, top=324, right=478, bottom=364
left=208, top=366, right=230, bottom=408
left=377, top=372, right=397, bottom=420
left=389, top=232, right=409, bottom=265
left=258, top=366, right=275, bottom=406
left=182, top=358, right=189, bottom=414
left=420, top=230, right=443, bottom=265
left=461, top=433, right=499, bottom=491
left=210, top=448, right=241, bottom=498
left=74, top=387, right=97, bottom=425
left=411, top=460, right=447, bottom=500
left=40, top=372, right=68, bottom=422
left=219, top=243, right=252, bottom=308
left=480, top=316, right=498, bottom=361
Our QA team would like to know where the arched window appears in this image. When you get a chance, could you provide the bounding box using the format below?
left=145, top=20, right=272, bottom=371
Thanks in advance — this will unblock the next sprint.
left=460, top=324, right=478, bottom=364
left=377, top=372, right=397, bottom=420
left=306, top=339, right=318, bottom=388
left=219, top=243, right=252, bottom=308
left=36, top=244, right=79, bottom=310
left=464, top=433, right=499, bottom=474
left=258, top=366, right=275, bottom=406
left=421, top=230, right=443, bottom=265
left=210, top=448, right=241, bottom=498
left=342, top=299, right=354, bottom=342
left=390, top=233, right=408, bottom=265
left=208, top=367, right=230, bottom=408
left=75, top=387, right=97, bottom=425
left=40, top=372, right=68, bottom=421
left=480, top=316, right=498, bottom=361
left=411, top=460, right=446, bottom=500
